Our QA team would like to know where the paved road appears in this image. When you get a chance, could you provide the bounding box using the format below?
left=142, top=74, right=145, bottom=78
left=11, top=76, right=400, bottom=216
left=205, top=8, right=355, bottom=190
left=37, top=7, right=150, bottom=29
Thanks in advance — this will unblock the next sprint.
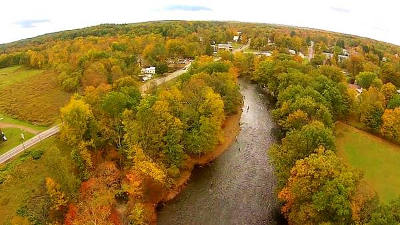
left=0, top=126, right=59, bottom=164
left=0, top=64, right=193, bottom=164
left=140, top=63, right=191, bottom=93
left=233, top=38, right=251, bottom=54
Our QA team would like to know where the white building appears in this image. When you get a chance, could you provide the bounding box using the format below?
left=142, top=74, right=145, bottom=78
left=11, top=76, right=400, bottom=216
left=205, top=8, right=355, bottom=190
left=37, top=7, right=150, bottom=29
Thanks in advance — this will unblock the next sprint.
left=323, top=52, right=334, bottom=59
left=338, top=54, right=349, bottom=62
left=233, top=35, right=240, bottom=42
left=298, top=52, right=305, bottom=58
left=141, top=66, right=156, bottom=74
left=217, top=43, right=233, bottom=51
left=261, top=51, right=272, bottom=57
left=349, top=84, right=363, bottom=95
left=288, top=49, right=296, bottom=55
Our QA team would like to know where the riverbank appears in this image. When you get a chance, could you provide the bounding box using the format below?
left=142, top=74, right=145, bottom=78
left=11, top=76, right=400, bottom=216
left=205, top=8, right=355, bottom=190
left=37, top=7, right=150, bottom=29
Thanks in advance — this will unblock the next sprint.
left=146, top=109, right=242, bottom=224
left=157, top=78, right=279, bottom=225
left=165, top=110, right=242, bottom=202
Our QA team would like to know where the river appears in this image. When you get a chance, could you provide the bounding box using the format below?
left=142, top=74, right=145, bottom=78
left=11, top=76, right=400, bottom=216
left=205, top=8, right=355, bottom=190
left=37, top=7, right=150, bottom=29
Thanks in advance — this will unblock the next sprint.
left=157, top=78, right=280, bottom=225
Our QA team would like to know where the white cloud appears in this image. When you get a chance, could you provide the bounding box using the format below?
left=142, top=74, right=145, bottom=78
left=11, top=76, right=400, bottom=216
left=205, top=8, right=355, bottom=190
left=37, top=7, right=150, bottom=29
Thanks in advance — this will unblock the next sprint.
left=0, top=0, right=399, bottom=45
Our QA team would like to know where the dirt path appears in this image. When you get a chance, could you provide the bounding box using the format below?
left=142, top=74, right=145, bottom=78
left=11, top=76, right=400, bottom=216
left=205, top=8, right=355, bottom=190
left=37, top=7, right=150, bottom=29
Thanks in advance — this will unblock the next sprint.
left=0, top=122, right=40, bottom=134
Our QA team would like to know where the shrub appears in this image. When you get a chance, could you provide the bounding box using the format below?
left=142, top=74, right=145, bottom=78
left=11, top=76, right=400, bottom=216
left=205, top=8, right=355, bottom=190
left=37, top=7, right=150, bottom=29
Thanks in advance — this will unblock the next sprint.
left=31, top=150, right=44, bottom=160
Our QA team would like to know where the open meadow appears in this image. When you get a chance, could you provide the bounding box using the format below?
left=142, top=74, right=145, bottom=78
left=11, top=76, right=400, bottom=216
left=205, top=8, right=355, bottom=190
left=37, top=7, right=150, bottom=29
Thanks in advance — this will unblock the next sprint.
left=0, top=67, right=71, bottom=126
left=336, top=122, right=400, bottom=203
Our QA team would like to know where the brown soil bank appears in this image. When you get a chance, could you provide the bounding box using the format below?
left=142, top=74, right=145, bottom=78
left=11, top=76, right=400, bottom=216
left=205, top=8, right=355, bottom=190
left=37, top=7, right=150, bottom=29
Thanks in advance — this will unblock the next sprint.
left=145, top=110, right=242, bottom=224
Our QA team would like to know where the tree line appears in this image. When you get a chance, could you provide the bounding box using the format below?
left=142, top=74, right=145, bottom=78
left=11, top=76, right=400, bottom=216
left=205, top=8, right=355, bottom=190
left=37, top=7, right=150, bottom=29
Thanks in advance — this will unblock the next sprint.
left=249, top=53, right=400, bottom=224
left=55, top=58, right=241, bottom=224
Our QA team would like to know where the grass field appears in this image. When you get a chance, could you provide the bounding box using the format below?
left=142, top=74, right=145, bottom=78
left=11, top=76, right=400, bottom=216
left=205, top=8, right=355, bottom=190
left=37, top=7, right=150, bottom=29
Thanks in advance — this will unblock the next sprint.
left=0, top=128, right=35, bottom=155
left=0, top=137, right=79, bottom=224
left=0, top=68, right=71, bottom=126
left=0, top=66, right=42, bottom=90
left=336, top=122, right=400, bottom=203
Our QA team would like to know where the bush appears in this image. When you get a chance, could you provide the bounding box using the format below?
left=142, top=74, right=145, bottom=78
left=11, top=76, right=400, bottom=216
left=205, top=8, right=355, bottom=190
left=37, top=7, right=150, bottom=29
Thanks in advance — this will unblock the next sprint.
left=167, top=165, right=180, bottom=178
left=31, top=150, right=44, bottom=160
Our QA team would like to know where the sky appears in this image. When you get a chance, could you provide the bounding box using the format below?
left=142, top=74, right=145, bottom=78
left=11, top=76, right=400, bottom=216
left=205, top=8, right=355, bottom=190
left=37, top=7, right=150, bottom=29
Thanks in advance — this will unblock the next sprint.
left=1, top=0, right=399, bottom=45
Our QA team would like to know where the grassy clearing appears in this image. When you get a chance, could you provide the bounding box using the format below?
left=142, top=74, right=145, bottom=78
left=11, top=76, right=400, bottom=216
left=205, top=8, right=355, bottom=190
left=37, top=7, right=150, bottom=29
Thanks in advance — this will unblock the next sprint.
left=0, top=128, right=35, bottom=155
left=0, top=113, right=48, bottom=131
left=0, top=70, right=71, bottom=126
left=0, top=66, right=42, bottom=90
left=336, top=122, right=400, bottom=203
left=0, top=137, right=79, bottom=225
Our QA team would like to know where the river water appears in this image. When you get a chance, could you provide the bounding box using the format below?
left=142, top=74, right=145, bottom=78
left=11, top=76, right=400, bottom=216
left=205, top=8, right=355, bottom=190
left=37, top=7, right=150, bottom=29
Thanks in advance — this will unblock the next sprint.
left=157, top=78, right=279, bottom=225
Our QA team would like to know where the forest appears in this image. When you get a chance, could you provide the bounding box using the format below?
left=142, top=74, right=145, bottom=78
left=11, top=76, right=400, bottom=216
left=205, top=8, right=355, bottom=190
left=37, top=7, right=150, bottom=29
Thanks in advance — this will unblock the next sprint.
left=1, top=21, right=400, bottom=224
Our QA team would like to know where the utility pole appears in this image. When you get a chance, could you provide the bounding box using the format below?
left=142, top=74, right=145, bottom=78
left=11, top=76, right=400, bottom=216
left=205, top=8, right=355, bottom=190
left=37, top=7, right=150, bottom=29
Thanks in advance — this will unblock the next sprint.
left=21, top=130, right=25, bottom=150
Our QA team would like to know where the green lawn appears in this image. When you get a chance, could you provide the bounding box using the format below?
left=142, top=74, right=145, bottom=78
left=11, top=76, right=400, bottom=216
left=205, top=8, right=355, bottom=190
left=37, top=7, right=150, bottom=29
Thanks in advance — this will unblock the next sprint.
left=0, top=128, right=35, bottom=155
left=0, top=66, right=43, bottom=90
left=0, top=137, right=79, bottom=224
left=336, top=122, right=400, bottom=203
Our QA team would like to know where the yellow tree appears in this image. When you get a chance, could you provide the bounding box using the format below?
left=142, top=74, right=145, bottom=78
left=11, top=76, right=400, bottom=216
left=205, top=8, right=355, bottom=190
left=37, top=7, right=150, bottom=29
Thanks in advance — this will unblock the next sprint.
left=381, top=82, right=396, bottom=103
left=279, top=148, right=364, bottom=225
left=381, top=108, right=400, bottom=142
left=45, top=177, right=68, bottom=212
left=60, top=97, right=95, bottom=146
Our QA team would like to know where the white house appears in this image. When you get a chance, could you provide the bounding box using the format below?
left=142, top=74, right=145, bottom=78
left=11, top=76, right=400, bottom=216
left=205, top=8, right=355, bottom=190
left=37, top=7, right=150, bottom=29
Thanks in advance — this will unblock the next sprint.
left=260, top=51, right=272, bottom=57
left=349, top=84, right=363, bottom=95
left=233, top=35, right=240, bottom=42
left=298, top=52, right=305, bottom=58
left=141, top=66, right=156, bottom=74
left=288, top=49, right=296, bottom=55
left=323, top=52, right=334, bottom=59
left=217, top=43, right=233, bottom=51
left=342, top=49, right=349, bottom=56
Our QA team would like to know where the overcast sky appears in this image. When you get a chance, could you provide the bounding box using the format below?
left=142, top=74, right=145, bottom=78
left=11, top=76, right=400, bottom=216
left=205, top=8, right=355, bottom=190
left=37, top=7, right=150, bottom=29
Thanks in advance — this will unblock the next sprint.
left=1, top=0, right=399, bottom=45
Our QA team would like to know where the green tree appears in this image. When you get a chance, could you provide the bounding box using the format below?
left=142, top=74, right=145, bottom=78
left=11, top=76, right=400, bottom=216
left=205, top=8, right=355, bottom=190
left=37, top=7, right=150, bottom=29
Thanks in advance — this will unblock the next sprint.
left=319, top=65, right=345, bottom=83
left=359, top=87, right=385, bottom=131
left=269, top=121, right=335, bottom=187
left=279, top=148, right=363, bottom=225
left=387, top=94, right=400, bottom=109
left=181, top=78, right=225, bottom=154
left=356, top=72, right=381, bottom=89
left=124, top=95, right=184, bottom=166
